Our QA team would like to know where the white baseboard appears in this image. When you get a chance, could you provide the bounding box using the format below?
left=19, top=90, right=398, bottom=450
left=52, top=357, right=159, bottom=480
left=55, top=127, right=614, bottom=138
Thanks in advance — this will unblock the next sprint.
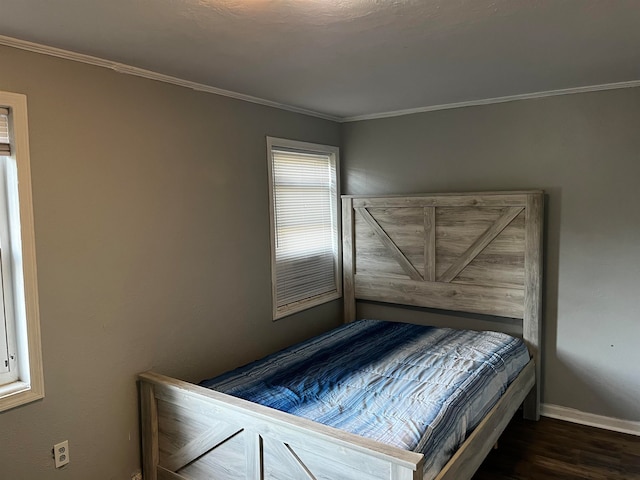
left=541, top=403, right=640, bottom=436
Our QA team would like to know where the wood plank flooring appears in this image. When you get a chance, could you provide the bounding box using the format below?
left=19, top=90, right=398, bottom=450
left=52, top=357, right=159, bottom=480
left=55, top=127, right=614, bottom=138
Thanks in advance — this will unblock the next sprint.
left=473, top=416, right=640, bottom=479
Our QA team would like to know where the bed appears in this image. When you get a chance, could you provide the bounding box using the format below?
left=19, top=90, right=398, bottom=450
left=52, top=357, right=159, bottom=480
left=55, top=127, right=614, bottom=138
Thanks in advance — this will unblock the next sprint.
left=139, top=190, right=544, bottom=480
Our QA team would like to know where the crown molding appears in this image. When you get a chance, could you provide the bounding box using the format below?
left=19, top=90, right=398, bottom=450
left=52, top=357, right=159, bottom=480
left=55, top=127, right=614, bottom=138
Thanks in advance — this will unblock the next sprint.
left=2, top=34, right=639, bottom=124
left=0, top=35, right=342, bottom=123
left=342, top=79, right=640, bottom=122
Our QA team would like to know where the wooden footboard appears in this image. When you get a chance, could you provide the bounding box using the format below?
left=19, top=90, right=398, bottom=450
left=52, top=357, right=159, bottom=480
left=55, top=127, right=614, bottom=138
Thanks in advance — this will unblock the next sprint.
left=139, top=360, right=534, bottom=480
left=139, top=371, right=424, bottom=480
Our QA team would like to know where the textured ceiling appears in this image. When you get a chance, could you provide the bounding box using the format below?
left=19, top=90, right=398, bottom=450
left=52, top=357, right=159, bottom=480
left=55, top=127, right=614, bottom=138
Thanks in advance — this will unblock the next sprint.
left=1, top=0, right=639, bottom=119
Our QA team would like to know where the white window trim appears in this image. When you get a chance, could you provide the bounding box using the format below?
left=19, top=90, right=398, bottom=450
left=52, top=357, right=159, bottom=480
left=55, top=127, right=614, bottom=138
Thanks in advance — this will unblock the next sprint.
left=267, top=137, right=342, bottom=320
left=0, top=91, right=44, bottom=412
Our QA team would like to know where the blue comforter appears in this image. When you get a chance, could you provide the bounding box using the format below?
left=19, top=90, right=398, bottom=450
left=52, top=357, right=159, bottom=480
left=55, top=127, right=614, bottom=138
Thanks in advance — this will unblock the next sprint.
left=200, top=319, right=530, bottom=478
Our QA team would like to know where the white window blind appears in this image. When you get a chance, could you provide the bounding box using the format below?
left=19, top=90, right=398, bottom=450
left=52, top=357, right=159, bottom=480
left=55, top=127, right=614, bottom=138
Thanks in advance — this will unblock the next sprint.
left=268, top=138, right=341, bottom=319
left=0, top=108, right=9, bottom=156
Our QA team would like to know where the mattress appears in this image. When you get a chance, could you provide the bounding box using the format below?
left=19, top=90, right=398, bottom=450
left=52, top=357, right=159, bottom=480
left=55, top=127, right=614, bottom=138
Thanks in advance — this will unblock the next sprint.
left=200, top=319, right=530, bottom=479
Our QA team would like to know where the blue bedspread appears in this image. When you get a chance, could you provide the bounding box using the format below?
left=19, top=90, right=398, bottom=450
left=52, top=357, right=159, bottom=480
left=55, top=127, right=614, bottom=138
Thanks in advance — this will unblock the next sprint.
left=200, top=319, right=530, bottom=479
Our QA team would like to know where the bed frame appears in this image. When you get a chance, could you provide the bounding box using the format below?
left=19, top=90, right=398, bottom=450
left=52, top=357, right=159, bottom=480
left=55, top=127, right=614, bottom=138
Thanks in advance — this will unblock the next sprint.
left=139, top=191, right=543, bottom=480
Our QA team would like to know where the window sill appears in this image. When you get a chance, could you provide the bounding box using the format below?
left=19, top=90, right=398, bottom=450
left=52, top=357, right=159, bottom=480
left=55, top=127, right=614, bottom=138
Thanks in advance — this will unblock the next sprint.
left=0, top=381, right=43, bottom=413
left=273, top=290, right=342, bottom=321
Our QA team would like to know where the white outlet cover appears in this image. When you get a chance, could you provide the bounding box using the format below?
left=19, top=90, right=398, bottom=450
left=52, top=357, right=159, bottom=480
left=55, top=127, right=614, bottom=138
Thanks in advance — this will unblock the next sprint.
left=53, top=440, right=69, bottom=468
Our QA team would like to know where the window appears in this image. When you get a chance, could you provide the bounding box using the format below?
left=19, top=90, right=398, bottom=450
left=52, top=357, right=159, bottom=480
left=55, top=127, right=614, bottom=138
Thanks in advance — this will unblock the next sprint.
left=0, top=92, right=43, bottom=412
left=267, top=137, right=341, bottom=320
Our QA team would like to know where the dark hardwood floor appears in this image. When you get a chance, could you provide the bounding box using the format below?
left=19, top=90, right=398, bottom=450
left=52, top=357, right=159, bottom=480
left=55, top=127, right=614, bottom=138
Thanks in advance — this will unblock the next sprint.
left=473, top=415, right=640, bottom=479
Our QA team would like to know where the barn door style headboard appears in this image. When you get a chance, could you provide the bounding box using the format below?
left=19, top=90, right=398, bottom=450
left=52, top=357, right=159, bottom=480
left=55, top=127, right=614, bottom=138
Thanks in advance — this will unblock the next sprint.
left=342, top=191, right=544, bottom=419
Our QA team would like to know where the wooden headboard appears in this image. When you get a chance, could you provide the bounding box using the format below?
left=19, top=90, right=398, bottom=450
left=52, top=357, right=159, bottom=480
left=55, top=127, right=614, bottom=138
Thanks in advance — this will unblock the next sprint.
left=342, top=191, right=544, bottom=418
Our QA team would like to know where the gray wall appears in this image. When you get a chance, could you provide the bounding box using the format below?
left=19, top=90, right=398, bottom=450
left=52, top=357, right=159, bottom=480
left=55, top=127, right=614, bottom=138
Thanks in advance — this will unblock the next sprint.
left=342, top=87, right=640, bottom=422
left=0, top=45, right=342, bottom=479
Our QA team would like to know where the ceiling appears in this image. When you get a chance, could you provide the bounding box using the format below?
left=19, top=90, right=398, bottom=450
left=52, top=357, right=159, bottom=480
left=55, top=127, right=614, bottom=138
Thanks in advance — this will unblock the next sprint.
left=1, top=0, right=639, bottom=120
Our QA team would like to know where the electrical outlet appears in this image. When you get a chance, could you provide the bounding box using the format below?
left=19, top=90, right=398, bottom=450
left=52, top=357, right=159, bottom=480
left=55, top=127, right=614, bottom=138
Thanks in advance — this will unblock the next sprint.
left=131, top=471, right=143, bottom=480
left=53, top=440, right=70, bottom=468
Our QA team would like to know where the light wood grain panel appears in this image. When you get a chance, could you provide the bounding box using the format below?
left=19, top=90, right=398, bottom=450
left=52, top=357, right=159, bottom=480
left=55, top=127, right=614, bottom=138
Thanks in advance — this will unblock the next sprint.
left=355, top=252, right=411, bottom=279
left=367, top=207, right=425, bottom=245
left=366, top=206, right=427, bottom=221
left=424, top=207, right=436, bottom=282
left=141, top=381, right=159, bottom=480
left=157, top=466, right=187, bottom=480
left=289, top=441, right=394, bottom=480
left=436, top=220, right=525, bottom=260
left=523, top=193, right=544, bottom=421
left=352, top=193, right=531, bottom=209
left=436, top=206, right=508, bottom=227
left=451, top=261, right=524, bottom=289
left=245, top=431, right=264, bottom=480
left=368, top=207, right=426, bottom=270
left=438, top=207, right=524, bottom=282
left=179, top=430, right=246, bottom=479
left=355, top=274, right=524, bottom=318
left=354, top=206, right=428, bottom=280
left=392, top=463, right=422, bottom=480
left=434, top=210, right=525, bottom=287
left=435, top=207, right=504, bottom=277
left=356, top=207, right=423, bottom=281
left=157, top=395, right=247, bottom=478
left=354, top=227, right=410, bottom=278
left=342, top=197, right=356, bottom=322
left=437, top=220, right=525, bottom=255
left=442, top=214, right=525, bottom=287
left=263, top=438, right=315, bottom=479
left=157, top=399, right=219, bottom=461
left=163, top=424, right=242, bottom=472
